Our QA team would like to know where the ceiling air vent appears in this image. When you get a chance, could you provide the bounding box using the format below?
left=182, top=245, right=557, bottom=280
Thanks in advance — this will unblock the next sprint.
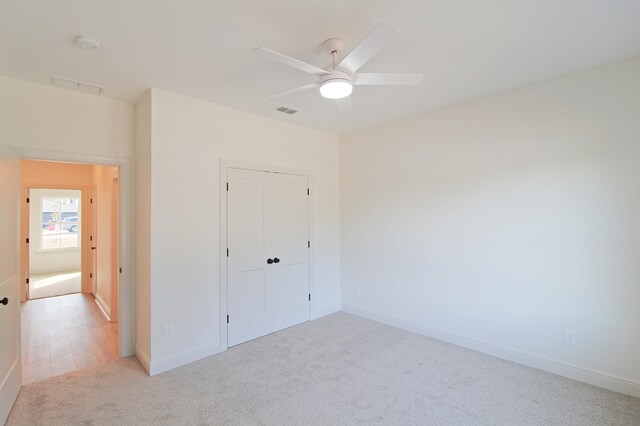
left=276, top=106, right=298, bottom=115
left=51, top=75, right=104, bottom=94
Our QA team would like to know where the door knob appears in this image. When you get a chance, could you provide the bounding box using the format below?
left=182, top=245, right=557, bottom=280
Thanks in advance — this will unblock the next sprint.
left=267, top=258, right=274, bottom=264
left=91, top=246, right=96, bottom=250
left=0, top=297, right=8, bottom=306
left=273, top=257, right=280, bottom=264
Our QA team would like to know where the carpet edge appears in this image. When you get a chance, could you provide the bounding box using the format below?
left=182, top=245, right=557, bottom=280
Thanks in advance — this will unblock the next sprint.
left=341, top=303, right=640, bottom=399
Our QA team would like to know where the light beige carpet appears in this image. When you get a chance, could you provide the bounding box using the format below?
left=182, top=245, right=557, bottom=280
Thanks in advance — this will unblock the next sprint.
left=7, top=312, right=640, bottom=425
left=28, top=271, right=81, bottom=300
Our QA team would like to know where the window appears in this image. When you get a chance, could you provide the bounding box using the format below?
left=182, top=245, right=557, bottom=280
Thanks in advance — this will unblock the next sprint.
left=40, top=195, right=80, bottom=250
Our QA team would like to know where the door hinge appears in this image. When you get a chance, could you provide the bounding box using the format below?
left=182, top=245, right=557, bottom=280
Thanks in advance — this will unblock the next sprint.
left=90, top=198, right=93, bottom=204
left=226, top=315, right=229, bottom=324
left=308, top=241, right=310, bottom=248
left=308, top=293, right=311, bottom=301
left=226, top=182, right=229, bottom=191
left=119, top=267, right=123, bottom=274
left=90, top=235, right=93, bottom=241
left=226, top=248, right=229, bottom=257
left=26, top=278, right=29, bottom=284
left=26, top=197, right=30, bottom=203
left=90, top=273, right=93, bottom=278
left=26, top=238, right=29, bottom=244
left=307, top=188, right=309, bottom=196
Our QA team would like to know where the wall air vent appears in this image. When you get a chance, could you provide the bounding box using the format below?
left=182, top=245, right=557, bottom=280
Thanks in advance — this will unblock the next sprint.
left=51, top=75, right=104, bottom=94
left=276, top=106, right=298, bottom=115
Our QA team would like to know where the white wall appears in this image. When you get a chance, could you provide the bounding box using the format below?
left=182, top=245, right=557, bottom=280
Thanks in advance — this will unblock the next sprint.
left=0, top=76, right=133, bottom=159
left=0, top=76, right=136, bottom=356
left=145, top=88, right=341, bottom=372
left=340, top=57, right=640, bottom=395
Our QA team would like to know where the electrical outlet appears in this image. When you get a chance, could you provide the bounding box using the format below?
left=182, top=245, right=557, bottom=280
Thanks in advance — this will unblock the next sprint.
left=564, top=329, right=576, bottom=345
left=356, top=286, right=361, bottom=296
left=164, top=324, right=175, bottom=340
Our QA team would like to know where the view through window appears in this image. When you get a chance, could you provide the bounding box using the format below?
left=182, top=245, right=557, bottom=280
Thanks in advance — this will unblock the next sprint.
left=40, top=195, right=80, bottom=250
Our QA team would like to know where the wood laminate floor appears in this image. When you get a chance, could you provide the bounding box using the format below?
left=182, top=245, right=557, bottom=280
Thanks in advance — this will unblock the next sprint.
left=21, top=293, right=119, bottom=384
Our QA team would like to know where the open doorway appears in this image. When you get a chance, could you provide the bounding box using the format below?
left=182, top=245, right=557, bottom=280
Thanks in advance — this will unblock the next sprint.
left=19, top=159, right=120, bottom=384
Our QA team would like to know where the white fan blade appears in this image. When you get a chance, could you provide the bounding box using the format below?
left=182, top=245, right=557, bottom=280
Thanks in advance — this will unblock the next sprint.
left=264, top=82, right=318, bottom=99
left=353, top=73, right=423, bottom=86
left=335, top=97, right=352, bottom=112
left=253, top=47, right=330, bottom=76
left=336, top=23, right=398, bottom=74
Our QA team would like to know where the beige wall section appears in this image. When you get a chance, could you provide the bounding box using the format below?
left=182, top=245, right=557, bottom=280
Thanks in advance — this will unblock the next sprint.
left=19, top=159, right=94, bottom=301
left=340, top=57, right=640, bottom=394
left=21, top=159, right=94, bottom=184
left=145, top=88, right=341, bottom=373
left=134, top=90, right=152, bottom=370
left=93, top=165, right=119, bottom=322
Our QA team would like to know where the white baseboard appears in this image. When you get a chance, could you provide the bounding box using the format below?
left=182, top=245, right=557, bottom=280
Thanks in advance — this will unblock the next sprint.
left=342, top=303, right=640, bottom=399
left=135, top=348, right=151, bottom=375
left=312, top=303, right=342, bottom=320
left=149, top=342, right=221, bottom=376
left=94, top=293, right=111, bottom=321
left=0, top=358, right=21, bottom=425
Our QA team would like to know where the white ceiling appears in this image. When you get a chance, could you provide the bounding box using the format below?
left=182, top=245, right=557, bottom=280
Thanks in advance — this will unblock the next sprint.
left=2, top=1, right=640, bottom=134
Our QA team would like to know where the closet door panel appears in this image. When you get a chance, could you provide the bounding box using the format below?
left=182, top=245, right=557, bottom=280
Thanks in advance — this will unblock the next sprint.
left=227, top=168, right=310, bottom=347
left=227, top=169, right=269, bottom=347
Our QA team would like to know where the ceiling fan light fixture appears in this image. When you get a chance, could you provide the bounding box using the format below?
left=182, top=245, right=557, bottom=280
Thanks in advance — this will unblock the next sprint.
left=319, top=79, right=353, bottom=99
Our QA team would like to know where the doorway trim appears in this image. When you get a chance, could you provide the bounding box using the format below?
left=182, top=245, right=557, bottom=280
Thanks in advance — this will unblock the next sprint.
left=10, top=146, right=134, bottom=358
left=219, top=159, right=314, bottom=351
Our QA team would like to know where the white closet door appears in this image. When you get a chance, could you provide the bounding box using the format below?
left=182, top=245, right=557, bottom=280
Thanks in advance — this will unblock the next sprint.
left=227, top=168, right=309, bottom=347
left=266, top=172, right=309, bottom=333
left=227, top=169, right=270, bottom=347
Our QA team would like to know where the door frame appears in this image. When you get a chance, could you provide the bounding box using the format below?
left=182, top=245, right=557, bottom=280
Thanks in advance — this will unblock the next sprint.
left=219, top=159, right=314, bottom=351
left=88, top=185, right=97, bottom=296
left=10, top=147, right=134, bottom=358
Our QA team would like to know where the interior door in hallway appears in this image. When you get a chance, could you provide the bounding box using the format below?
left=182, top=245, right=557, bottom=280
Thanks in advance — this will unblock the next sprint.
left=226, top=168, right=310, bottom=347
left=0, top=152, right=21, bottom=424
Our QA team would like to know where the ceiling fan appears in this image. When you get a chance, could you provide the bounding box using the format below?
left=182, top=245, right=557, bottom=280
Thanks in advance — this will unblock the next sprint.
left=253, top=23, right=423, bottom=102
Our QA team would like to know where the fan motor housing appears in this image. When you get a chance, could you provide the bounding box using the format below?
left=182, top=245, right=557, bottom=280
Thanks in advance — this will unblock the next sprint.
left=319, top=69, right=351, bottom=84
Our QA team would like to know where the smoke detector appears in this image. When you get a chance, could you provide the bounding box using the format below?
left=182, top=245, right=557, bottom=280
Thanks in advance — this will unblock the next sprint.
left=76, top=36, right=101, bottom=50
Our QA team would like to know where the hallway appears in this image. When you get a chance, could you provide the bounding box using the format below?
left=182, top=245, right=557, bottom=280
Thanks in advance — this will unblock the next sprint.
left=21, top=293, right=118, bottom=384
